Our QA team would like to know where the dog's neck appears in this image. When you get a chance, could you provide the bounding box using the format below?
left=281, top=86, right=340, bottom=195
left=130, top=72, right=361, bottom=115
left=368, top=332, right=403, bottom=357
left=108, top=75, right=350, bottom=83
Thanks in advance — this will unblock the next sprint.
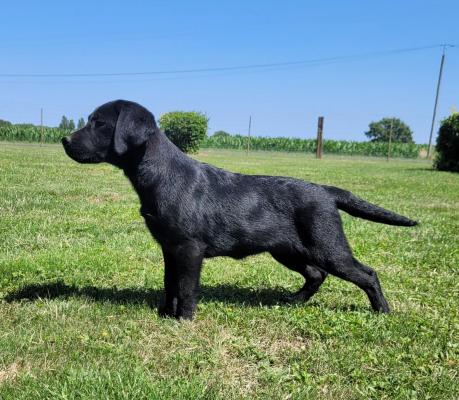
left=121, top=130, right=193, bottom=207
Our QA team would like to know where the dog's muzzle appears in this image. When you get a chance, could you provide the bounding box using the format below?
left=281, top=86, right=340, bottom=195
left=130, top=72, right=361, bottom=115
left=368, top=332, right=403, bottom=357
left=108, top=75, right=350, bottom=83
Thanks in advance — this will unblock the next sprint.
left=61, top=136, right=71, bottom=146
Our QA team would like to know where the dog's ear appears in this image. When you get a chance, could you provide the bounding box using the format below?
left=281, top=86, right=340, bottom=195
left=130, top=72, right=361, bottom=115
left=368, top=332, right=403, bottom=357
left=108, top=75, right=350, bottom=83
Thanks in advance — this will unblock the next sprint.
left=113, top=102, right=157, bottom=156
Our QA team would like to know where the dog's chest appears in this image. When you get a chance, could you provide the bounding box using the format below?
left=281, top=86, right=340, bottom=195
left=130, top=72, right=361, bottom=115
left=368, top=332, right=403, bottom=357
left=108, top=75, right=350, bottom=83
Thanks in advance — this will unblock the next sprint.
left=141, top=211, right=165, bottom=240
left=139, top=208, right=189, bottom=247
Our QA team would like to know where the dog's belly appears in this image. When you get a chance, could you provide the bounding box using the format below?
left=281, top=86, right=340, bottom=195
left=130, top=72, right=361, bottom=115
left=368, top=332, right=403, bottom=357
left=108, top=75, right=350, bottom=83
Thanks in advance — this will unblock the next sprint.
left=202, top=223, right=304, bottom=259
left=203, top=241, right=266, bottom=259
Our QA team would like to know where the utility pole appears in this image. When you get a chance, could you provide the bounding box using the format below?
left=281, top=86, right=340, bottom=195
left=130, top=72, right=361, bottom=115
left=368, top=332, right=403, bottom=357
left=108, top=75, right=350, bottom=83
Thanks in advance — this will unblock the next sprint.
left=40, top=108, right=44, bottom=146
left=427, top=45, right=452, bottom=158
left=316, top=116, right=324, bottom=159
left=387, top=118, right=393, bottom=161
left=246, top=115, right=252, bottom=155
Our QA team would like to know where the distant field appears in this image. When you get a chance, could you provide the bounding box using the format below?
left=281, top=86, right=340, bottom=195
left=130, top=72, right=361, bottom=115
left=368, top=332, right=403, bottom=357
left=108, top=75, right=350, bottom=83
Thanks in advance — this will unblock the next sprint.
left=201, top=135, right=427, bottom=158
left=0, top=126, right=427, bottom=158
left=0, top=143, right=457, bottom=399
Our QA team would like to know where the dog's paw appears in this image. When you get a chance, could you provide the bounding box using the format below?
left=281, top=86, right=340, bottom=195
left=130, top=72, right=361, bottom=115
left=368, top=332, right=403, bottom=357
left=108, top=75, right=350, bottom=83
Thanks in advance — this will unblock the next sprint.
left=175, top=307, right=195, bottom=321
left=283, top=290, right=311, bottom=304
left=158, top=306, right=175, bottom=318
left=158, top=298, right=177, bottom=318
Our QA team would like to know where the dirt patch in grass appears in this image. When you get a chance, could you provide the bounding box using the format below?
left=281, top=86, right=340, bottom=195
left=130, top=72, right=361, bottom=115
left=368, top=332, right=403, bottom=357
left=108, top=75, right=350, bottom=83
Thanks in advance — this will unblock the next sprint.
left=88, top=192, right=123, bottom=204
left=136, top=318, right=312, bottom=397
left=0, top=360, right=31, bottom=384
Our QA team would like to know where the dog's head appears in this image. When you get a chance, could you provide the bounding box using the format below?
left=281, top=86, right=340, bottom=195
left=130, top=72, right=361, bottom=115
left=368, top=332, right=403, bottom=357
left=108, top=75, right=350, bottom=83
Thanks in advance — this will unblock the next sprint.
left=62, top=100, right=157, bottom=166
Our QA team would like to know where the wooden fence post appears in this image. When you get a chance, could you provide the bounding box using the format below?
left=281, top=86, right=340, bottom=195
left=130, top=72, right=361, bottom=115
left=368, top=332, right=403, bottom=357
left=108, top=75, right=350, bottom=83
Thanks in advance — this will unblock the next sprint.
left=40, top=108, right=44, bottom=146
left=246, top=115, right=251, bottom=155
left=387, top=118, right=394, bottom=161
left=316, top=116, right=324, bottom=159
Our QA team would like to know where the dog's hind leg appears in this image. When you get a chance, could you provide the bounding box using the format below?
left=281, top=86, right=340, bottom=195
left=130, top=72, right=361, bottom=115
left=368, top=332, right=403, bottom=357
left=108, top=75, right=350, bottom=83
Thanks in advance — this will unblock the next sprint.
left=321, top=255, right=390, bottom=312
left=304, top=209, right=390, bottom=312
left=350, top=257, right=390, bottom=312
left=309, top=224, right=389, bottom=313
left=271, top=253, right=328, bottom=303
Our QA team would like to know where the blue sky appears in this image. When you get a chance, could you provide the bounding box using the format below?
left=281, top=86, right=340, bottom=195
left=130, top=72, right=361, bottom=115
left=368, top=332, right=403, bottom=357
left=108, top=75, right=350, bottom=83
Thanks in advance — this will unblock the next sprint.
left=1, top=1, right=458, bottom=143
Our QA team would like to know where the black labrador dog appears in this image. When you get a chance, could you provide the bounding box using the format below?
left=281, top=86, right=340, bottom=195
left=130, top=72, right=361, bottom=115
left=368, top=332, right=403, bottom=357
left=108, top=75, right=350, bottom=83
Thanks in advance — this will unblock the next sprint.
left=62, top=100, right=417, bottom=319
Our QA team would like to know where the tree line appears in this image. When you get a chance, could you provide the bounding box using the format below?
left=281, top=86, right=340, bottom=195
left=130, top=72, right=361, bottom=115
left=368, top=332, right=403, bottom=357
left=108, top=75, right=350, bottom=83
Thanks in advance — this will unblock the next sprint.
left=58, top=116, right=85, bottom=130
left=0, top=116, right=86, bottom=130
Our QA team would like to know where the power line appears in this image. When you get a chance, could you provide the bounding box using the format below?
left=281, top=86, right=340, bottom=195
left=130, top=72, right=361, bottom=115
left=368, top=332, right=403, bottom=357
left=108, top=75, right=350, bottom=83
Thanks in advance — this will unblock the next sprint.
left=0, top=44, right=455, bottom=79
left=0, top=59, right=368, bottom=85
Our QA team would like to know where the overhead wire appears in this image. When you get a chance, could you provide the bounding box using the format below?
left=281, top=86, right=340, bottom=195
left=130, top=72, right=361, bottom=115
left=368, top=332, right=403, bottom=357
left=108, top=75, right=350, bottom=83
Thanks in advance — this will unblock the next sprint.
left=0, top=44, right=455, bottom=80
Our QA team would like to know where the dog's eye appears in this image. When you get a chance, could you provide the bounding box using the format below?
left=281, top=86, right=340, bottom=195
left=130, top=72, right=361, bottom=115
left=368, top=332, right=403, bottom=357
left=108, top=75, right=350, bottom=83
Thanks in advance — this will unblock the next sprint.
left=94, top=121, right=106, bottom=128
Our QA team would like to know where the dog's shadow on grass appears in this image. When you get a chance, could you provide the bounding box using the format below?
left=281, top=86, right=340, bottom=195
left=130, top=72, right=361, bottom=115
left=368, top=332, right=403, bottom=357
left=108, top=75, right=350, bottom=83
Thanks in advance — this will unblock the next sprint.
left=4, top=281, right=369, bottom=313
left=4, top=280, right=292, bottom=309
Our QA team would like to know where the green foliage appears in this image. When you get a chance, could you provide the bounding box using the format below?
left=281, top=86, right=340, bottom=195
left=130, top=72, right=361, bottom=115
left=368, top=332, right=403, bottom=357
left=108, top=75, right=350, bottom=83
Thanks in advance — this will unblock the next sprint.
left=159, top=111, right=208, bottom=153
left=58, top=116, right=75, bottom=130
left=0, top=119, right=12, bottom=127
left=59, top=115, right=70, bottom=130
left=0, top=125, right=68, bottom=143
left=212, top=130, right=231, bottom=138
left=202, top=134, right=425, bottom=158
left=365, top=117, right=413, bottom=143
left=435, top=113, right=459, bottom=172
left=77, top=117, right=85, bottom=129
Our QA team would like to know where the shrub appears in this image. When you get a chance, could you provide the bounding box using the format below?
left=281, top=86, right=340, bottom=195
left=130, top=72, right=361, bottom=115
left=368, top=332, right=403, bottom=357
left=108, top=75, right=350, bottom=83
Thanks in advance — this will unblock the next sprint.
left=159, top=111, right=208, bottom=153
left=434, top=113, right=459, bottom=172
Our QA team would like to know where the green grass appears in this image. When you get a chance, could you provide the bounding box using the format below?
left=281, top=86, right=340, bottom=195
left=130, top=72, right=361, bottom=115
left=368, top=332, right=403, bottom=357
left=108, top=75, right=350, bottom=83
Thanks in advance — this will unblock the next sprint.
left=0, top=143, right=458, bottom=399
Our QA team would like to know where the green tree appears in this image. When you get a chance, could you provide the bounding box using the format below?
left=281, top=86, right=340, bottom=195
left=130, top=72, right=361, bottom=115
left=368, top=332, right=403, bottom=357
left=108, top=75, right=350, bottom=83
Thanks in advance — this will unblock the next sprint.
left=68, top=119, right=75, bottom=130
left=0, top=119, right=12, bottom=127
left=59, top=116, right=69, bottom=130
left=77, top=118, right=85, bottom=129
left=365, top=118, right=413, bottom=143
left=212, top=130, right=231, bottom=138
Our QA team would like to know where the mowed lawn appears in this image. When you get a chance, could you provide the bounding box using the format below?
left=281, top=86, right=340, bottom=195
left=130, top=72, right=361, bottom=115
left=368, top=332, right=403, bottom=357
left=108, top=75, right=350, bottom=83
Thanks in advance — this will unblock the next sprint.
left=0, top=142, right=458, bottom=399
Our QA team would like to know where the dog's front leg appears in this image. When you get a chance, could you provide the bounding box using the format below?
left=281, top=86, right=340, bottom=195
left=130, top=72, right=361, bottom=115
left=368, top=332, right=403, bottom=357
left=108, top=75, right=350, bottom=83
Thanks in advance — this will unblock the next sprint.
left=162, top=242, right=204, bottom=320
left=158, top=249, right=179, bottom=318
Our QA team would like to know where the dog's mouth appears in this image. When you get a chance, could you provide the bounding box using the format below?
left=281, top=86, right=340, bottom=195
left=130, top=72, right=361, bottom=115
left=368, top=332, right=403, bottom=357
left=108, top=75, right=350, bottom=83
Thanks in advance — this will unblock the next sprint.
left=61, top=138, right=104, bottom=164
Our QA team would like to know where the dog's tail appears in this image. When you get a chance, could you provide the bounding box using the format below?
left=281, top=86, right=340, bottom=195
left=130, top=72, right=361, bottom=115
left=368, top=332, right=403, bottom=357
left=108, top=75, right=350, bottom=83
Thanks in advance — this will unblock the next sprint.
left=323, top=185, right=418, bottom=227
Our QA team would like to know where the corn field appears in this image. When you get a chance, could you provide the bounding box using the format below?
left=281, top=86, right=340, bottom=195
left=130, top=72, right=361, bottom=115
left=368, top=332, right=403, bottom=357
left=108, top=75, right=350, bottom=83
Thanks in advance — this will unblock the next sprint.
left=0, top=126, right=427, bottom=158
left=0, top=125, right=69, bottom=144
left=202, top=134, right=426, bottom=158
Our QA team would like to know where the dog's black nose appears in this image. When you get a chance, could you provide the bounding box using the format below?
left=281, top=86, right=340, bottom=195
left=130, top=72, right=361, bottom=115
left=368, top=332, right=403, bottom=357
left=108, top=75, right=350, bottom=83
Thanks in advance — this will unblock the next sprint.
left=61, top=136, right=70, bottom=146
